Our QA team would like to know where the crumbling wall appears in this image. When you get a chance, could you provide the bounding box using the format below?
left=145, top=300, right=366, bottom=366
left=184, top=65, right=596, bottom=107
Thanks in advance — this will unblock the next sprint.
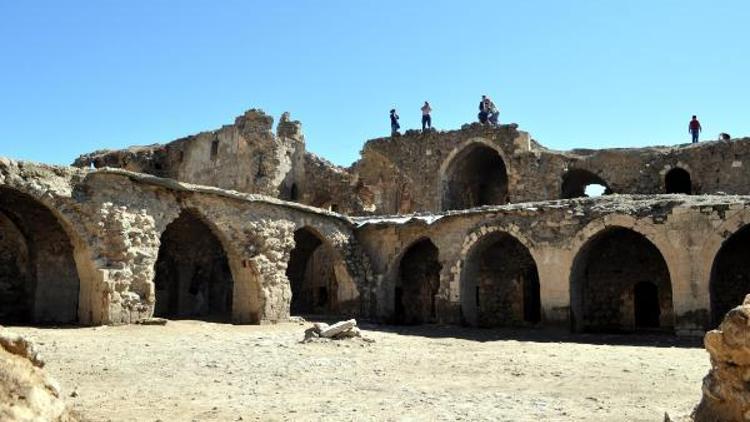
left=73, top=109, right=305, bottom=199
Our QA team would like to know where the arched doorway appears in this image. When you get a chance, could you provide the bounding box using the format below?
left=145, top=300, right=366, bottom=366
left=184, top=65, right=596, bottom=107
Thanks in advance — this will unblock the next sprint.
left=710, top=225, right=750, bottom=325
left=665, top=168, right=692, bottom=194
left=561, top=169, right=612, bottom=199
left=395, top=239, right=441, bottom=324
left=461, top=232, right=541, bottom=327
left=0, top=187, right=80, bottom=324
left=570, top=227, right=674, bottom=332
left=442, top=144, right=508, bottom=210
left=287, top=227, right=340, bottom=316
left=154, top=210, right=234, bottom=321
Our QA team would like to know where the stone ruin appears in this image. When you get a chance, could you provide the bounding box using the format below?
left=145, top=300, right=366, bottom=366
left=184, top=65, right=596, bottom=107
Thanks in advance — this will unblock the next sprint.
left=695, top=294, right=750, bottom=421
left=1, top=107, right=750, bottom=337
left=0, top=329, right=77, bottom=421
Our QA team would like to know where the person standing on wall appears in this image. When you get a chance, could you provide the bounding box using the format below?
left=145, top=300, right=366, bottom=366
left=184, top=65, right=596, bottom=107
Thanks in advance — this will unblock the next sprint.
left=689, top=115, right=702, bottom=143
left=390, top=109, right=400, bottom=136
left=478, top=95, right=488, bottom=124
left=421, top=101, right=432, bottom=131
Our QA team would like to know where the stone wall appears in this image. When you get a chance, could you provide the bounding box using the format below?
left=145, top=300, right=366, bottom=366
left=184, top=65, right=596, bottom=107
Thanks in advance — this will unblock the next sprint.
left=354, top=195, right=750, bottom=335
left=0, top=158, right=370, bottom=326
left=72, top=107, right=750, bottom=216
left=73, top=110, right=306, bottom=199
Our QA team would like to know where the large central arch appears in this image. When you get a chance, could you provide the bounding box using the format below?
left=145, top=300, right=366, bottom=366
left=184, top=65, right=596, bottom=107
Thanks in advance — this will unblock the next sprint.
left=710, top=224, right=750, bottom=325
left=0, top=187, right=81, bottom=324
left=154, top=209, right=234, bottom=321
left=441, top=142, right=509, bottom=211
left=460, top=231, right=540, bottom=327
left=570, top=227, right=674, bottom=332
left=394, top=238, right=441, bottom=324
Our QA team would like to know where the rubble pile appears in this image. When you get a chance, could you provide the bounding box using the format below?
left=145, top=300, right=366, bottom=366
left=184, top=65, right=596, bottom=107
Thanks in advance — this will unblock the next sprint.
left=301, top=319, right=373, bottom=343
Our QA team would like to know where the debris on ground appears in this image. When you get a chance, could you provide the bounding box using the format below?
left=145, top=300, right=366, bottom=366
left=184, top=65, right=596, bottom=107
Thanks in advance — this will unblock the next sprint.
left=300, top=319, right=374, bottom=343
left=136, top=317, right=169, bottom=326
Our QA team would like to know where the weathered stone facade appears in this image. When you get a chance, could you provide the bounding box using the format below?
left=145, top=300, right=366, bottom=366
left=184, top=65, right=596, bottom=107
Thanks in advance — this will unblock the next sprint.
left=75, top=110, right=750, bottom=216
left=0, top=158, right=370, bottom=326
left=2, top=108, right=749, bottom=337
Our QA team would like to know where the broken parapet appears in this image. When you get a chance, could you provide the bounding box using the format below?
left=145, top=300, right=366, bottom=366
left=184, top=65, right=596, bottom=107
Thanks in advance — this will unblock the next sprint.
left=694, top=294, right=750, bottom=421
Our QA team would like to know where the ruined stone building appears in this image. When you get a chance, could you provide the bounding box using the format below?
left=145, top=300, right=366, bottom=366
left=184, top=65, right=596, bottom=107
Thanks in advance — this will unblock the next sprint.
left=3, top=108, right=750, bottom=335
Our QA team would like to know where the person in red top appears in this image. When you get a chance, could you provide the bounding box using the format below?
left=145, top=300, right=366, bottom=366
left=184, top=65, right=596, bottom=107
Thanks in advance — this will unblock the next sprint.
left=689, top=115, right=702, bottom=143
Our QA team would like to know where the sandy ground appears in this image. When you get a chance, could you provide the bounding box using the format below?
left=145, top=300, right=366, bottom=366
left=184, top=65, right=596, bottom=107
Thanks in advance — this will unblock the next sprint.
left=8, top=321, right=707, bottom=422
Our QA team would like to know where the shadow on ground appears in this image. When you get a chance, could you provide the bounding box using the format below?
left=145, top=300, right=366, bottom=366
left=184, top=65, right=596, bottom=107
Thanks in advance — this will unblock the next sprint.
left=297, top=315, right=704, bottom=348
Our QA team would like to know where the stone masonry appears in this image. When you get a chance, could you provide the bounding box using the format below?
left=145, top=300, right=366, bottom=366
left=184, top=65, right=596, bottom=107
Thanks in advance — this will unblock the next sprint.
left=1, top=108, right=749, bottom=336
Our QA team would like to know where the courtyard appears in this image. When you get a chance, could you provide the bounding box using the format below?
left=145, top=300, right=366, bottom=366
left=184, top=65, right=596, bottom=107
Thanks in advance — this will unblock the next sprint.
left=10, top=321, right=705, bottom=421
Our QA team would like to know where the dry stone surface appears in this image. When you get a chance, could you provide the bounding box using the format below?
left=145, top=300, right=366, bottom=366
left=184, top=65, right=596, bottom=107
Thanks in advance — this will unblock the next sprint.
left=0, top=330, right=77, bottom=421
left=694, top=294, right=750, bottom=421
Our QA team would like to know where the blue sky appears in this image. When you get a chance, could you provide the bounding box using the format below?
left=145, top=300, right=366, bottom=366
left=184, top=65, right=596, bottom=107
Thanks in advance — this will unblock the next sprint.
left=1, top=1, right=748, bottom=167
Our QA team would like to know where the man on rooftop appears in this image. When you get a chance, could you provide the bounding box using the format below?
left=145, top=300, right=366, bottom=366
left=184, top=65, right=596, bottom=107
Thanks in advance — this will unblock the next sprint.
left=689, top=115, right=702, bottom=143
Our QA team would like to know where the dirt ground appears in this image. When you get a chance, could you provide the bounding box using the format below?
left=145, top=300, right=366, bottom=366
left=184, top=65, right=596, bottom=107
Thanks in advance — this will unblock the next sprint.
left=9, top=321, right=707, bottom=422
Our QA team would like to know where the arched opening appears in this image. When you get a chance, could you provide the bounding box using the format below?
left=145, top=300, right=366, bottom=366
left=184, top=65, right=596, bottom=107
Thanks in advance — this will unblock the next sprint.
left=665, top=168, right=692, bottom=194
left=561, top=169, right=612, bottom=199
left=0, top=188, right=80, bottom=324
left=442, top=144, right=508, bottom=210
left=570, top=227, right=674, bottom=333
left=287, top=227, right=340, bottom=316
left=461, top=232, right=541, bottom=327
left=634, top=281, right=661, bottom=328
left=289, top=183, right=299, bottom=201
left=154, top=210, right=234, bottom=321
left=710, top=225, right=750, bottom=325
left=395, top=239, right=441, bottom=324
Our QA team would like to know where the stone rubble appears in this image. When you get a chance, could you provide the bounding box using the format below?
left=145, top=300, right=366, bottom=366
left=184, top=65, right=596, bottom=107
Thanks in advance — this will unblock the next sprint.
left=0, top=329, right=78, bottom=421
left=694, top=294, right=750, bottom=421
left=301, top=319, right=372, bottom=343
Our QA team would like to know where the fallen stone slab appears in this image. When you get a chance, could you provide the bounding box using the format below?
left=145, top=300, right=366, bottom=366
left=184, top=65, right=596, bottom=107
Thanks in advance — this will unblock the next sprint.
left=312, top=322, right=330, bottom=334
left=319, top=319, right=357, bottom=338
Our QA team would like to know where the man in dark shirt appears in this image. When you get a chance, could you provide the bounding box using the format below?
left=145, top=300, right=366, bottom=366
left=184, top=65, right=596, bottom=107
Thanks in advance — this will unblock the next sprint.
left=689, top=115, right=702, bottom=143
left=390, top=109, right=400, bottom=136
left=478, top=95, right=488, bottom=124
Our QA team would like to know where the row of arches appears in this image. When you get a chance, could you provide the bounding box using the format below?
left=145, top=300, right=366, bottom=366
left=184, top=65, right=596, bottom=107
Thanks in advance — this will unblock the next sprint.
left=391, top=223, right=745, bottom=332
left=0, top=185, right=357, bottom=325
left=1, top=182, right=747, bottom=330
left=439, top=141, right=694, bottom=211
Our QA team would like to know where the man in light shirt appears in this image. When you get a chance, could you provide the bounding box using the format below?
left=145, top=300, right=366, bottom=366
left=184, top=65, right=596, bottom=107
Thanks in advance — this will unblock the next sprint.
left=421, top=101, right=432, bottom=131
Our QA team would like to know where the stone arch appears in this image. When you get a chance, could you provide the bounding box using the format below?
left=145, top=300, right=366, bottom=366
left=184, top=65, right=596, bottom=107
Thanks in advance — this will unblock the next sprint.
left=394, top=237, right=441, bottom=324
left=287, top=226, right=358, bottom=316
left=439, top=138, right=510, bottom=211
left=570, top=225, right=674, bottom=333
left=665, top=167, right=692, bottom=194
left=709, top=224, right=750, bottom=326
left=459, top=229, right=541, bottom=327
left=561, top=169, right=612, bottom=199
left=154, top=208, right=235, bottom=321
left=0, top=187, right=83, bottom=324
